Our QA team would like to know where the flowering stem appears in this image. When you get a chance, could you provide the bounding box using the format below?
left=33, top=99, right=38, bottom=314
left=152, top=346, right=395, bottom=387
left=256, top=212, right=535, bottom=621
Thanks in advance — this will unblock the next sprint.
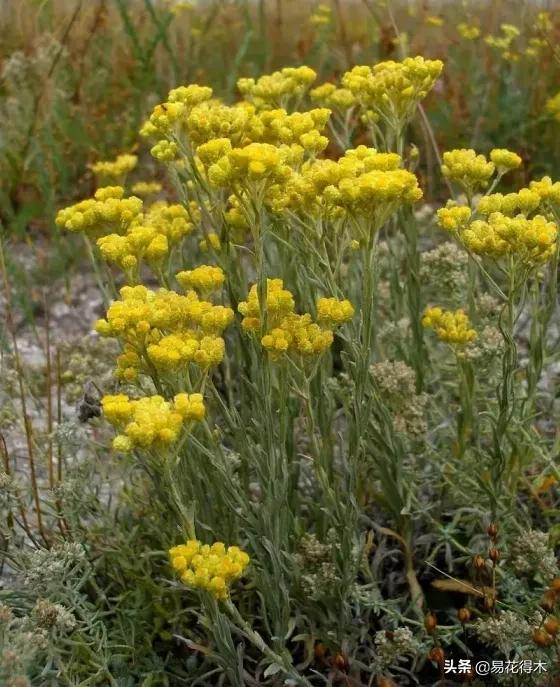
left=224, top=599, right=313, bottom=687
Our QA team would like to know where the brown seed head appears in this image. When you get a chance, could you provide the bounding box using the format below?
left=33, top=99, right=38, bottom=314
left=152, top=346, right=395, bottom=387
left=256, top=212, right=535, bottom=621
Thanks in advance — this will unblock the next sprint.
left=550, top=577, right=560, bottom=593
left=424, top=612, right=437, bottom=634
left=377, top=678, right=398, bottom=687
left=532, top=628, right=551, bottom=647
left=334, top=653, right=348, bottom=671
left=487, top=522, right=498, bottom=539
left=544, top=616, right=560, bottom=636
left=458, top=607, right=471, bottom=624
left=473, top=554, right=486, bottom=570
left=489, top=547, right=500, bottom=563
left=429, top=646, right=445, bottom=664
left=314, top=642, right=327, bottom=659
left=541, top=590, right=557, bottom=612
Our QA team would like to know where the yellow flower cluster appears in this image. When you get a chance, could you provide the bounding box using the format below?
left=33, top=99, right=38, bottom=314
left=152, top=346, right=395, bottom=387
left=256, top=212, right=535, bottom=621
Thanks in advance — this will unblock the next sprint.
left=426, top=15, right=443, bottom=27
left=237, top=66, right=317, bottom=109
left=176, top=265, right=225, bottom=294
left=147, top=332, right=225, bottom=371
left=131, top=181, right=162, bottom=196
left=200, top=232, right=221, bottom=252
left=546, top=92, right=560, bottom=122
left=246, top=108, right=331, bottom=150
left=280, top=146, right=422, bottom=223
left=89, top=154, right=138, bottom=179
left=141, top=85, right=213, bottom=138
left=342, top=57, right=443, bottom=125
left=310, top=3, right=331, bottom=27
left=239, top=280, right=353, bottom=360
left=102, top=393, right=205, bottom=452
left=530, top=176, right=560, bottom=205
left=316, top=297, right=355, bottom=326
left=97, top=224, right=168, bottom=276
left=422, top=307, right=477, bottom=345
left=151, top=140, right=178, bottom=162
left=56, top=186, right=143, bottom=234
left=457, top=23, right=480, bottom=40
left=476, top=189, right=540, bottom=217
left=185, top=101, right=255, bottom=146
left=489, top=148, right=522, bottom=171
left=95, top=285, right=233, bottom=379
left=463, top=213, right=557, bottom=266
left=261, top=313, right=334, bottom=358
left=238, top=279, right=295, bottom=332
left=436, top=205, right=472, bottom=232
left=145, top=201, right=195, bottom=244
left=441, top=149, right=495, bottom=191
left=206, top=142, right=298, bottom=188
left=169, top=540, right=250, bottom=600
left=310, top=83, right=356, bottom=110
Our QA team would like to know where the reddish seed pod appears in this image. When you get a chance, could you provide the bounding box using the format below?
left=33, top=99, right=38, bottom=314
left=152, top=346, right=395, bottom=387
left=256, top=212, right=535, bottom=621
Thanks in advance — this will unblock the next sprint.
left=544, top=616, right=560, bottom=636
left=458, top=607, right=471, bottom=624
left=532, top=628, right=551, bottom=647
left=489, top=547, right=500, bottom=563
left=429, top=646, right=445, bottom=664
left=487, top=522, right=498, bottom=539
left=424, top=612, right=437, bottom=634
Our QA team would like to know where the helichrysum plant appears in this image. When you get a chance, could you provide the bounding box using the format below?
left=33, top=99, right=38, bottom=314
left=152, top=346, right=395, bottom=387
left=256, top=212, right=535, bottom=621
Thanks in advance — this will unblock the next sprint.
left=36, top=52, right=560, bottom=685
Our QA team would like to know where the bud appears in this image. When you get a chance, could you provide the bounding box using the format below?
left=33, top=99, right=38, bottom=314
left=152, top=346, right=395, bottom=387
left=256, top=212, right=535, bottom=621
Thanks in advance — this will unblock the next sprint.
left=377, top=678, right=398, bottom=687
left=544, top=616, right=560, bottom=636
left=334, top=653, right=348, bottom=671
left=487, top=522, right=498, bottom=539
left=541, top=590, right=557, bottom=612
left=489, top=547, right=500, bottom=563
left=473, top=555, right=486, bottom=570
left=458, top=607, right=471, bottom=624
left=424, top=612, right=437, bottom=634
left=483, top=595, right=495, bottom=611
left=314, top=642, right=327, bottom=659
left=429, top=646, right=445, bottom=664
left=532, top=628, right=551, bottom=647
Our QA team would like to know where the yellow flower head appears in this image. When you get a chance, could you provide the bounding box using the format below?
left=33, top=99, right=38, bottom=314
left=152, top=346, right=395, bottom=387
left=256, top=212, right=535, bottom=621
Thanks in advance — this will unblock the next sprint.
left=436, top=204, right=472, bottom=232
left=56, top=188, right=143, bottom=235
left=342, top=57, right=443, bottom=125
left=316, top=297, right=355, bottom=326
left=530, top=176, right=560, bottom=206
left=457, top=23, right=480, bottom=40
left=310, top=83, right=356, bottom=110
left=176, top=265, right=225, bottom=294
left=490, top=148, right=522, bottom=172
left=238, top=279, right=295, bottom=331
left=476, top=189, right=540, bottom=217
left=441, top=149, right=495, bottom=191
left=169, top=539, right=250, bottom=600
left=103, top=393, right=204, bottom=451
left=89, top=154, right=138, bottom=180
left=463, top=213, right=557, bottom=266
left=131, top=181, right=163, bottom=196
left=422, top=307, right=477, bottom=345
left=238, top=66, right=317, bottom=109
